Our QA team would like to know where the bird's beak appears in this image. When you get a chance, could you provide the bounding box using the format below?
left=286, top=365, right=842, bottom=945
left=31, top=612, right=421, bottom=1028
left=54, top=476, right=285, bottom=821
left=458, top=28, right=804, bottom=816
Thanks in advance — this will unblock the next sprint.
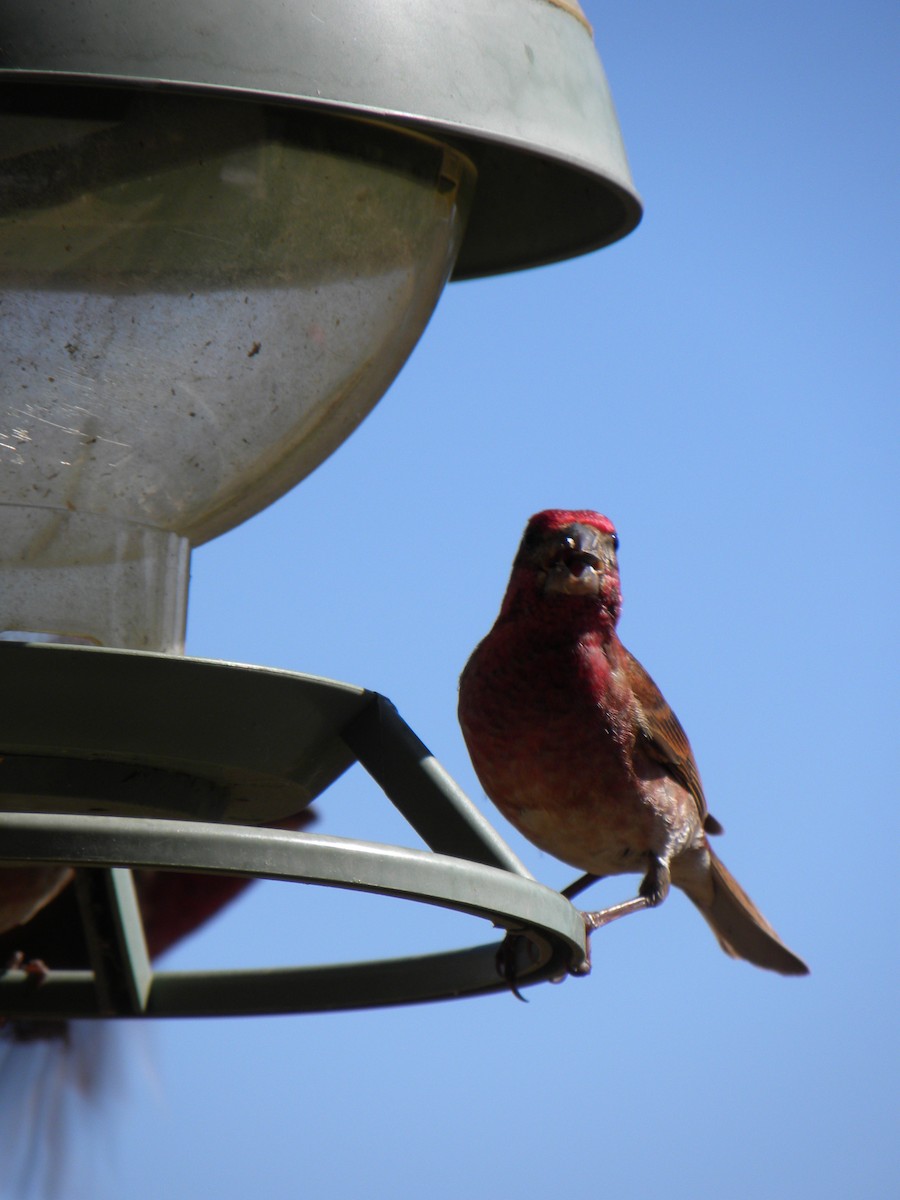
left=539, top=524, right=615, bottom=597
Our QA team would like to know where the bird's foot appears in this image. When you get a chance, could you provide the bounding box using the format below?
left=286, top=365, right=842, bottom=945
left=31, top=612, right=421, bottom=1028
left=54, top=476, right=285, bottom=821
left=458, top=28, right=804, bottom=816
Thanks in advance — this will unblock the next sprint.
left=638, top=858, right=671, bottom=907
left=495, top=932, right=539, bottom=1002
left=0, top=953, right=50, bottom=1029
left=3, top=951, right=50, bottom=983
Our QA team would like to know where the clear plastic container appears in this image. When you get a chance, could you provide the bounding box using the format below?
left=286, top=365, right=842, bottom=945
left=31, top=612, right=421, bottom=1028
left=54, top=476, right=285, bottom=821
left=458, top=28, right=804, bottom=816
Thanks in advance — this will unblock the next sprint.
left=0, top=89, right=474, bottom=651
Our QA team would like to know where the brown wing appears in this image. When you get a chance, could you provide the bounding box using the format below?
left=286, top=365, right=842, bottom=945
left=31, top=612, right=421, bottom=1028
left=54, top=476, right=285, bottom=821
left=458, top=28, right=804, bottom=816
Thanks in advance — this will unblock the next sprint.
left=621, top=646, right=722, bottom=833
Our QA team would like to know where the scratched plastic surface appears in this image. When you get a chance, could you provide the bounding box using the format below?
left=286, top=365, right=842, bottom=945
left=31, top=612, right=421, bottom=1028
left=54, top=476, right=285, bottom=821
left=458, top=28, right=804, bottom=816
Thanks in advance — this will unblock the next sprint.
left=0, top=90, right=472, bottom=648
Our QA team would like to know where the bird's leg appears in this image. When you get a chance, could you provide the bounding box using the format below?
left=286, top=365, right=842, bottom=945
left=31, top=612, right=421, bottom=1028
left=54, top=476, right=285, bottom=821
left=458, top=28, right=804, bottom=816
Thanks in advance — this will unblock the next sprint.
left=580, top=857, right=671, bottom=935
left=581, top=895, right=651, bottom=933
left=561, top=873, right=604, bottom=901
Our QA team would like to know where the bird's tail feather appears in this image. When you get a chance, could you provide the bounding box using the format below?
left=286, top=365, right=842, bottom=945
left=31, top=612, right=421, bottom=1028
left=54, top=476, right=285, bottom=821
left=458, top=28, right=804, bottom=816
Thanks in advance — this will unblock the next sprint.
left=685, top=846, right=809, bottom=976
left=0, top=1020, right=144, bottom=1198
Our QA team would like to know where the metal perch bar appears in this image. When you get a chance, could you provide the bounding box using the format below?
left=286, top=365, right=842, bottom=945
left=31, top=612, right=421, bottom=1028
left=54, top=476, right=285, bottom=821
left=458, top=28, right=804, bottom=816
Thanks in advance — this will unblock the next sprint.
left=0, top=814, right=587, bottom=1017
left=0, top=644, right=590, bottom=1018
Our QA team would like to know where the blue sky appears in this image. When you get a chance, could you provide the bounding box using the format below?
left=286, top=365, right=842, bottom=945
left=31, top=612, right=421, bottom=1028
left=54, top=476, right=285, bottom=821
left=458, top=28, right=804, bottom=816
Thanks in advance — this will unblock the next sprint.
left=12, top=2, right=897, bottom=1197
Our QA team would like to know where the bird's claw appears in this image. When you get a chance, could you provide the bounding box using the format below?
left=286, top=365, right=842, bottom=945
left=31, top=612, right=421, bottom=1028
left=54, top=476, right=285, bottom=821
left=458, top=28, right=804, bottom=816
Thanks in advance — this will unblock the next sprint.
left=495, top=932, right=535, bottom=1001
left=3, top=951, right=50, bottom=984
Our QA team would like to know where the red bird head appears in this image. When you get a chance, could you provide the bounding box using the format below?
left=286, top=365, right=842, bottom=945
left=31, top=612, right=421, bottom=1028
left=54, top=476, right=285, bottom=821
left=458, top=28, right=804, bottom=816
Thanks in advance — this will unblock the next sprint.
left=499, top=509, right=622, bottom=624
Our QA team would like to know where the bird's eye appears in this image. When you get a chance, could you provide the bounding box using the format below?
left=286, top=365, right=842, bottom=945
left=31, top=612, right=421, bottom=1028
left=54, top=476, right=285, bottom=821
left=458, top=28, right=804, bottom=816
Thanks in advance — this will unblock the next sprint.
left=611, top=533, right=619, bottom=552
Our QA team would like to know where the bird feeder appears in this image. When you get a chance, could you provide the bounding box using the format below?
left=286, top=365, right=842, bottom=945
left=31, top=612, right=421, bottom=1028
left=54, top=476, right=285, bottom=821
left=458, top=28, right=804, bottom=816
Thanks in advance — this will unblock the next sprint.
left=0, top=0, right=640, bottom=1018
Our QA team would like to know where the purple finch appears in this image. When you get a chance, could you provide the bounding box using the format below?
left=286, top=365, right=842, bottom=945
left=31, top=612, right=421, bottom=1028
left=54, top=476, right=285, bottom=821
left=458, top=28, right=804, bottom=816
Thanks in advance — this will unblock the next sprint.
left=459, top=509, right=808, bottom=976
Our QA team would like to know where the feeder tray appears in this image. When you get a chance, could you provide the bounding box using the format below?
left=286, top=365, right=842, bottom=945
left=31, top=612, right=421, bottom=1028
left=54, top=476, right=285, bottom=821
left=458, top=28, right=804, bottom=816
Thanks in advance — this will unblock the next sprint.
left=0, top=643, right=589, bottom=1018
